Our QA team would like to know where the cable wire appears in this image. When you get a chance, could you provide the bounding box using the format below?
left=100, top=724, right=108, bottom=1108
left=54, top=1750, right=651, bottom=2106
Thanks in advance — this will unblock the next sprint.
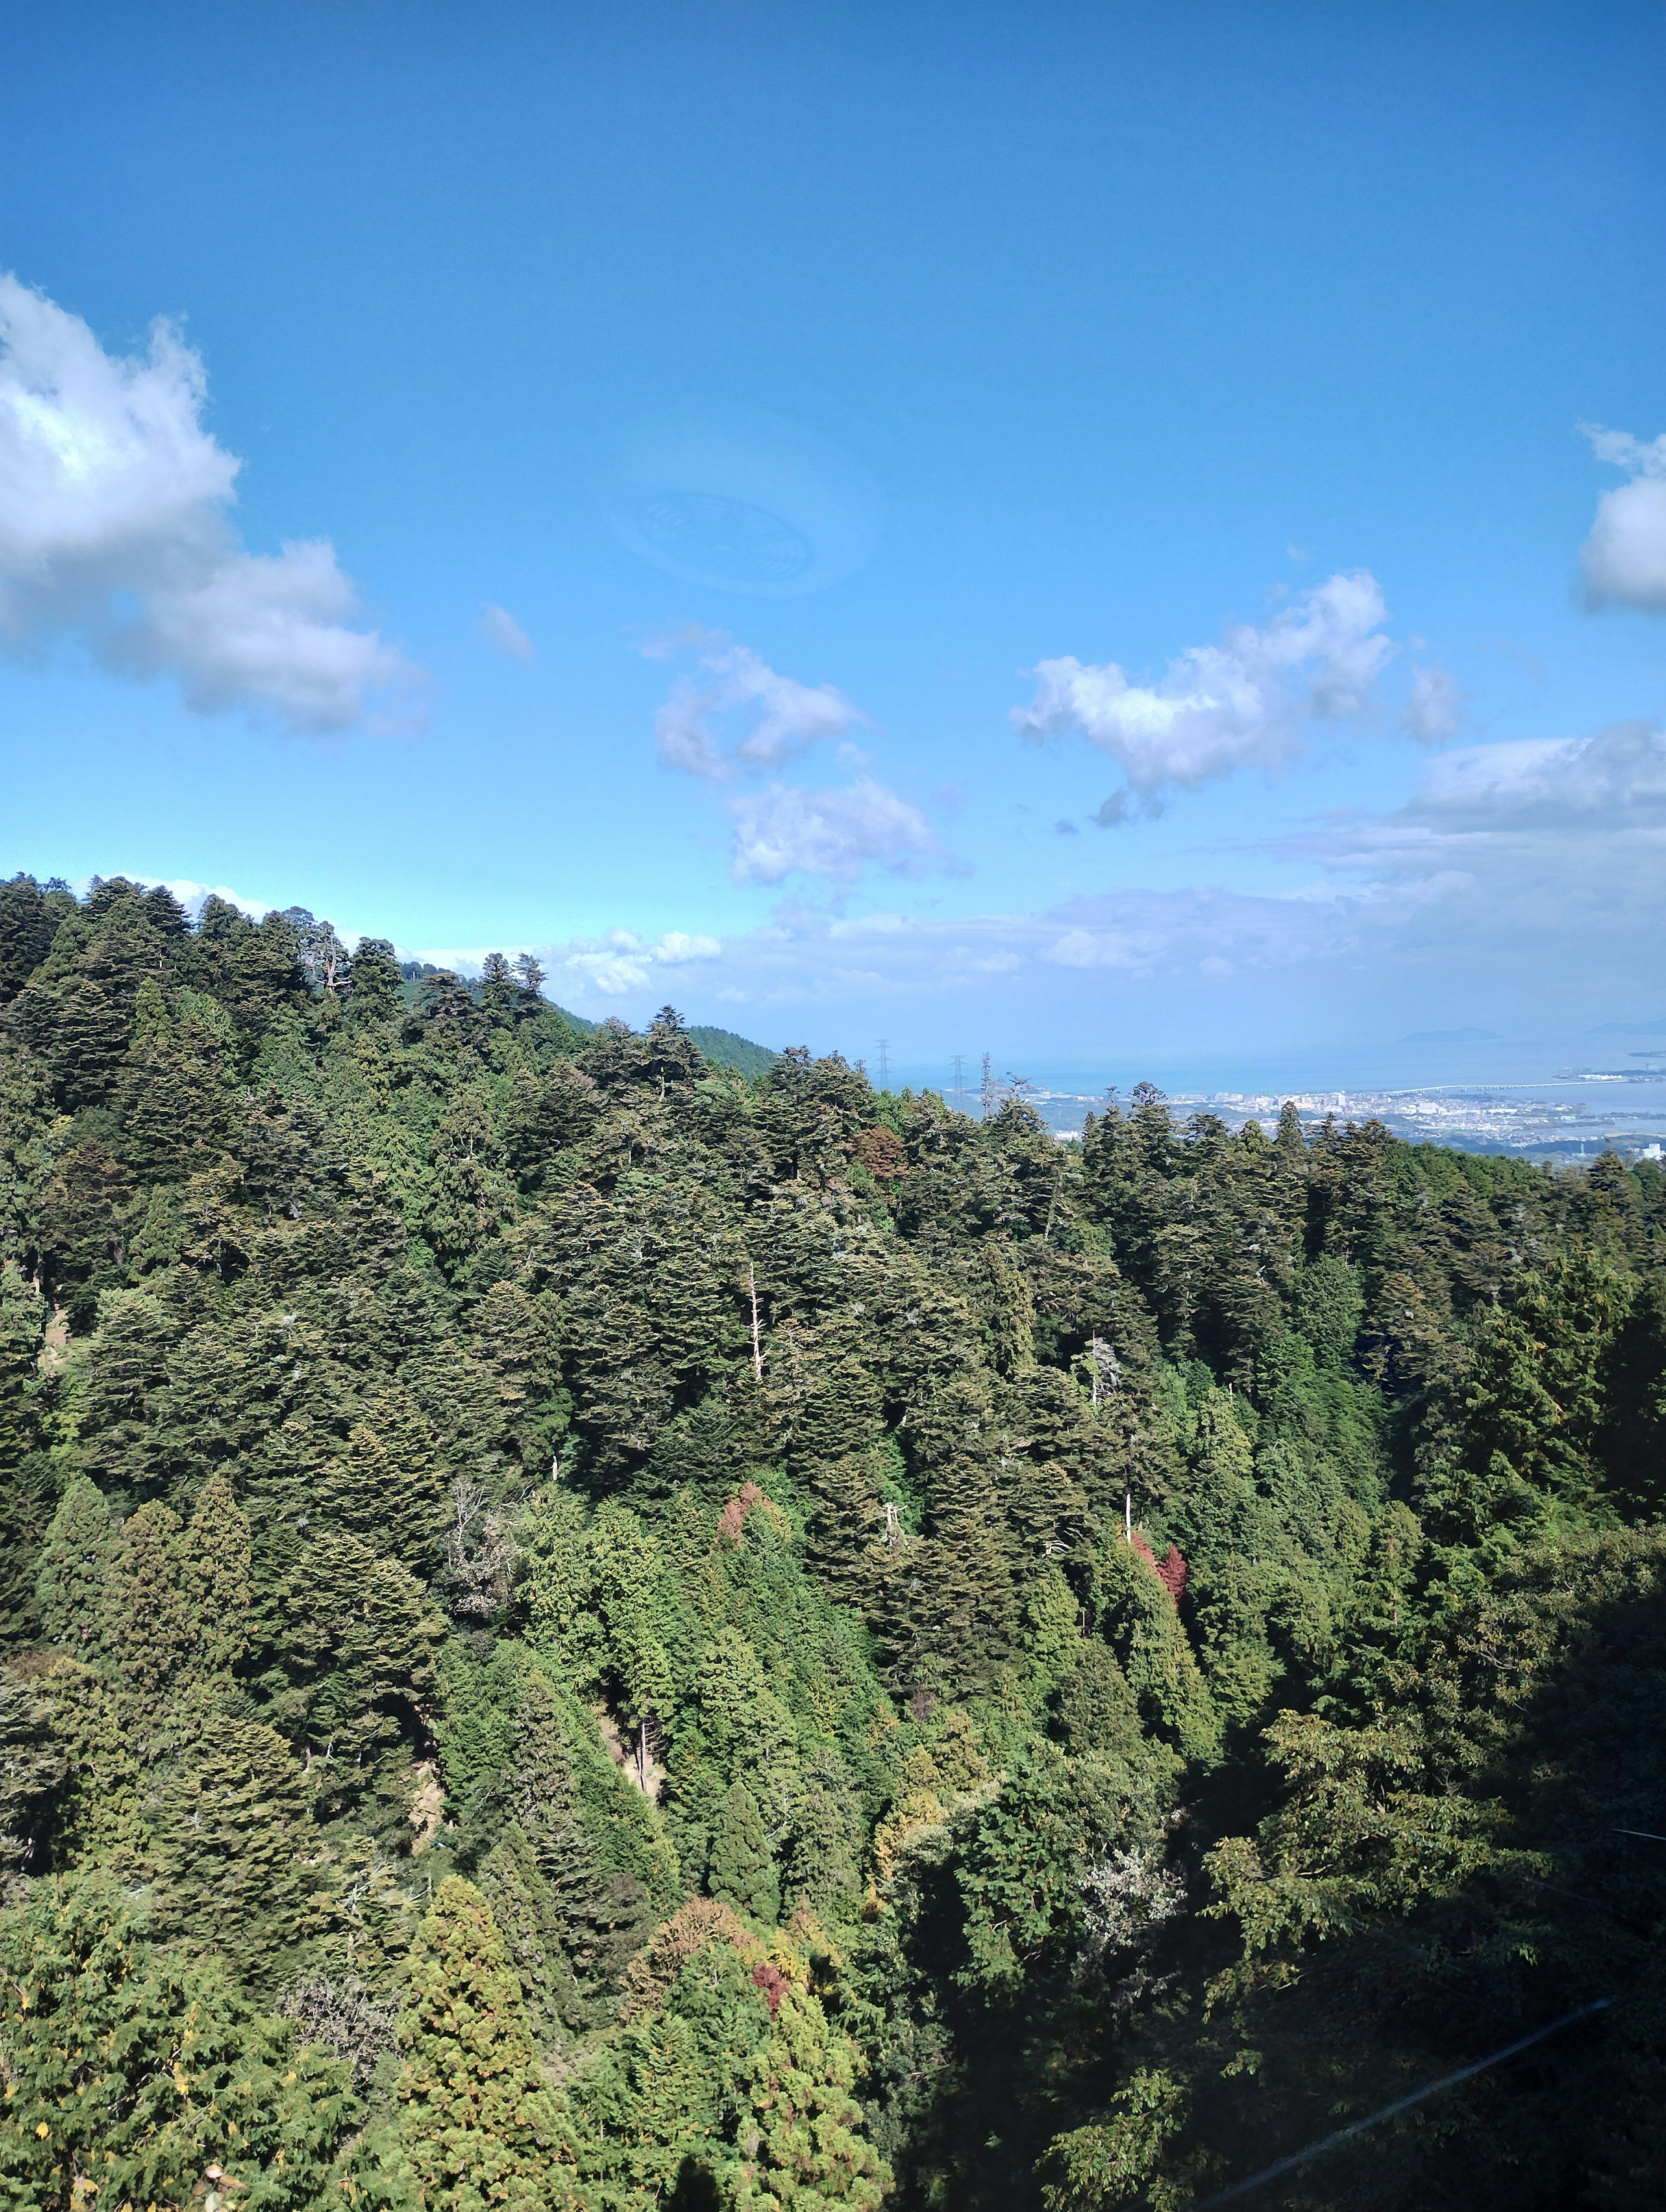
left=1191, top=1997, right=1614, bottom=2209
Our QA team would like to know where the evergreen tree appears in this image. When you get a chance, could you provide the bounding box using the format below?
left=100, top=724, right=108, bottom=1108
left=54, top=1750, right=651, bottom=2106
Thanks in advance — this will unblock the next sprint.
left=477, top=1819, right=590, bottom=2048
left=709, top=1780, right=781, bottom=1928
left=31, top=1656, right=146, bottom=1870
left=1088, top=1537, right=1218, bottom=1762
left=0, top=1668, right=63, bottom=1873
left=179, top=1468, right=252, bottom=1676
left=100, top=1498, right=194, bottom=1727
left=391, top=1874, right=557, bottom=2211
left=0, top=873, right=56, bottom=1002
left=348, top=935, right=405, bottom=1021
left=734, top=1983, right=891, bottom=2210
left=34, top=1477, right=118, bottom=1656
left=1053, top=1639, right=1147, bottom=1762
left=0, top=1870, right=359, bottom=2207
left=559, top=2005, right=724, bottom=2212
left=151, top=1715, right=325, bottom=1986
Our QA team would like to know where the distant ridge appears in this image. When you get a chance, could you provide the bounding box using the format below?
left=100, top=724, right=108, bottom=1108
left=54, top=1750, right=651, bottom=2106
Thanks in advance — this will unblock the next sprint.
left=689, top=1024, right=779, bottom=1078
left=1400, top=1027, right=1502, bottom=1044
left=1587, top=1017, right=1666, bottom=1035
left=393, top=964, right=774, bottom=1070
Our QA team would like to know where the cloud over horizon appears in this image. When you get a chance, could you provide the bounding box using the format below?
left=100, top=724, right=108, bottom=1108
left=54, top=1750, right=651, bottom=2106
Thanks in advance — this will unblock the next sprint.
left=0, top=275, right=421, bottom=732
left=485, top=716, right=1666, bottom=1044
left=1014, top=571, right=1435, bottom=817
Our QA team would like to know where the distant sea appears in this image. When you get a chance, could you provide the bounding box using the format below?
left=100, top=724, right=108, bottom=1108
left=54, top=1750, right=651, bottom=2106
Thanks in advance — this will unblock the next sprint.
left=868, top=1036, right=1666, bottom=1146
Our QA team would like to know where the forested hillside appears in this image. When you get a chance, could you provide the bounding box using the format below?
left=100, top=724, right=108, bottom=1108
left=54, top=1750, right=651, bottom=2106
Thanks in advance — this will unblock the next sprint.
left=0, top=871, right=1663, bottom=2210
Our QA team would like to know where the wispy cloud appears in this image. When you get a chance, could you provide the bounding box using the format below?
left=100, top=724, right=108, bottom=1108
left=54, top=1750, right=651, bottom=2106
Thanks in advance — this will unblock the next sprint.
left=480, top=602, right=535, bottom=662
left=651, top=631, right=863, bottom=781
left=647, top=631, right=952, bottom=886
left=1014, top=570, right=1397, bottom=815
left=413, top=927, right=724, bottom=999
left=0, top=275, right=421, bottom=732
left=1403, top=662, right=1463, bottom=744
left=728, top=778, right=945, bottom=884
left=1578, top=424, right=1666, bottom=614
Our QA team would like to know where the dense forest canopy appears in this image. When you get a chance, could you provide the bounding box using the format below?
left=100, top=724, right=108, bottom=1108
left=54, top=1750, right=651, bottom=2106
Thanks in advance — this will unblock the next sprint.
left=0, top=868, right=1662, bottom=2209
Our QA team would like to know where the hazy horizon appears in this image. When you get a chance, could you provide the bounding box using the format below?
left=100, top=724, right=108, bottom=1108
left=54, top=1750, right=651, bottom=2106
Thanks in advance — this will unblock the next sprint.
left=4, top=3, right=1663, bottom=1059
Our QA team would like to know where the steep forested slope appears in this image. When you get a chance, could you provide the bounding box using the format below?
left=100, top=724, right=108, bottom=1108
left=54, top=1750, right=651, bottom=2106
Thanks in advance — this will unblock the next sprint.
left=0, top=870, right=1663, bottom=2210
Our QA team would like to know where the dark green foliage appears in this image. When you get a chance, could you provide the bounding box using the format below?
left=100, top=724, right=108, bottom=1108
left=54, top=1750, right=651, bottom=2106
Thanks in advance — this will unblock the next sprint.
left=3, top=875, right=1666, bottom=2207
left=686, top=1025, right=778, bottom=1080
left=708, top=1780, right=780, bottom=1928
left=391, top=1874, right=557, bottom=2209
left=151, top=1715, right=327, bottom=1986
left=0, top=874, right=58, bottom=1004
left=0, top=1871, right=361, bottom=2205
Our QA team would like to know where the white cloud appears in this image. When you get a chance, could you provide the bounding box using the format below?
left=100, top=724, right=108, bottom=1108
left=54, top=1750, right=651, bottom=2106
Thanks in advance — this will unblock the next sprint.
left=1014, top=570, right=1395, bottom=813
left=480, top=602, right=535, bottom=662
left=653, top=930, right=723, bottom=962
left=0, top=274, right=421, bottom=731
left=728, top=778, right=945, bottom=884
left=1286, top=720, right=1666, bottom=959
left=652, top=633, right=863, bottom=780
left=380, top=722, right=1663, bottom=1047
left=1579, top=424, right=1666, bottom=613
left=1404, top=663, right=1462, bottom=745
left=89, top=874, right=271, bottom=919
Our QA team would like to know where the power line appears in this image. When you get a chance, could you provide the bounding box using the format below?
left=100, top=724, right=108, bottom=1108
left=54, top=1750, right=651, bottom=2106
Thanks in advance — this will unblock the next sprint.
left=1193, top=1998, right=1614, bottom=2208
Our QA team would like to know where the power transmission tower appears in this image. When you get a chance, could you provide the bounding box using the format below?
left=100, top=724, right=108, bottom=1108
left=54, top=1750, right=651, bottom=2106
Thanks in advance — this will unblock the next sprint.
left=950, top=1053, right=965, bottom=1111
left=876, top=1038, right=891, bottom=1085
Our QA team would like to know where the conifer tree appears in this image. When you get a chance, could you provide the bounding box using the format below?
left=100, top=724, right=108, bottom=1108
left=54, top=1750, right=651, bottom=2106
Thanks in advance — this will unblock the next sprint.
left=0, top=1871, right=359, bottom=2208
left=1053, top=1639, right=1147, bottom=1762
left=783, top=1757, right=863, bottom=1917
left=347, top=935, right=405, bottom=1021
left=151, top=1715, right=324, bottom=1986
left=179, top=1469, right=251, bottom=1677
left=477, top=1819, right=589, bottom=2047
left=326, top=1381, right=448, bottom=1571
left=34, top=1477, right=118, bottom=1656
left=0, top=1669, right=63, bottom=1874
left=734, top=1982, right=891, bottom=2210
left=559, top=2006, right=722, bottom=2210
left=31, top=1656, right=145, bottom=1870
left=0, top=1262, right=47, bottom=1464
left=100, top=1498, right=193, bottom=1727
left=392, top=1875, right=557, bottom=2211
left=710, top=1780, right=781, bottom=1928
left=1089, top=1537, right=1218, bottom=1762
left=0, top=872, right=56, bottom=1001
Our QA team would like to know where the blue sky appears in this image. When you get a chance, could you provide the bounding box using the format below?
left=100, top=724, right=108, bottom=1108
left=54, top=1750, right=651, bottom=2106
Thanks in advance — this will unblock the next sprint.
left=2, top=1, right=1664, bottom=1079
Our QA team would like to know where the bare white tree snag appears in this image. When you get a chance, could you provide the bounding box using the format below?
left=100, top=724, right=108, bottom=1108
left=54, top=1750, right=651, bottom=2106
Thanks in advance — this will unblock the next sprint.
left=748, top=1263, right=764, bottom=1381
left=1090, top=1335, right=1120, bottom=1407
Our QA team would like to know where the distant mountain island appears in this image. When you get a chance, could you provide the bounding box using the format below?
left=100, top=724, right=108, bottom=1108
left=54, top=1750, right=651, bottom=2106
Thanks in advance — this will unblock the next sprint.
left=1587, top=1017, right=1666, bottom=1035
left=1399, top=1026, right=1502, bottom=1044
